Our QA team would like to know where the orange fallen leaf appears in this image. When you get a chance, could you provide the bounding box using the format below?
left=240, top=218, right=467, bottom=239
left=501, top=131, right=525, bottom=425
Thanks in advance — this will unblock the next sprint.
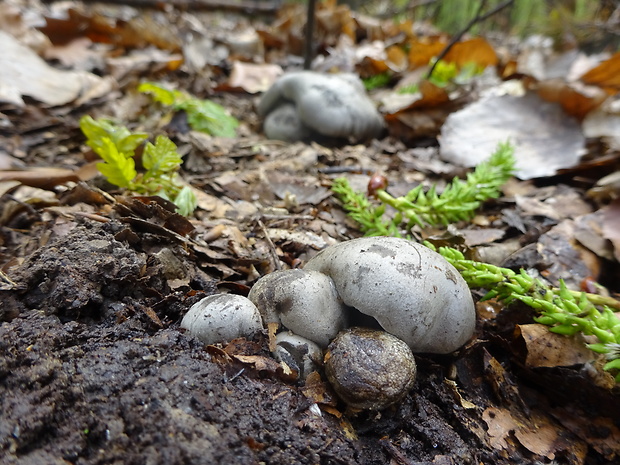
left=444, top=37, right=498, bottom=69
left=580, top=52, right=620, bottom=95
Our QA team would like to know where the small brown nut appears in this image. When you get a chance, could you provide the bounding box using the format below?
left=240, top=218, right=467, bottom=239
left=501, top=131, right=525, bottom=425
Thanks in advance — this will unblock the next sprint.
left=324, top=327, right=417, bottom=410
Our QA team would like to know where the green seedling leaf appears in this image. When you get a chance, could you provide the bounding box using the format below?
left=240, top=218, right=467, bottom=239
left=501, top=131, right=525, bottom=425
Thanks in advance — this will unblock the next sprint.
left=363, top=72, right=391, bottom=91
left=138, top=82, right=187, bottom=106
left=80, top=115, right=197, bottom=216
left=183, top=99, right=239, bottom=138
left=174, top=185, right=198, bottom=217
left=96, top=137, right=137, bottom=188
left=143, top=135, right=183, bottom=177
left=80, top=115, right=147, bottom=156
left=139, top=82, right=239, bottom=138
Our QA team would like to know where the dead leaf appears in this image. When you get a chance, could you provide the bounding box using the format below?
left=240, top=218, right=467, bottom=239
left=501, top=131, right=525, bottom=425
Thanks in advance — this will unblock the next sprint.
left=0, top=30, right=114, bottom=106
left=443, top=37, right=498, bottom=69
left=482, top=407, right=518, bottom=450
left=580, top=51, right=620, bottom=95
left=583, top=101, right=620, bottom=150
left=538, top=219, right=601, bottom=287
left=0, top=168, right=80, bottom=190
left=408, top=37, right=447, bottom=69
left=439, top=92, right=585, bottom=179
left=220, top=61, right=283, bottom=94
left=517, top=324, right=595, bottom=368
left=537, top=78, right=607, bottom=119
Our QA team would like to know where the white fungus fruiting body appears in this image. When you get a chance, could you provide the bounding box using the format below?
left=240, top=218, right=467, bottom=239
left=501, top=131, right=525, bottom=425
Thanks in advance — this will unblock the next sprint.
left=247, top=269, right=347, bottom=348
left=258, top=71, right=384, bottom=142
left=180, top=294, right=262, bottom=345
left=324, top=327, right=417, bottom=410
left=304, top=236, right=476, bottom=354
left=274, top=331, right=323, bottom=379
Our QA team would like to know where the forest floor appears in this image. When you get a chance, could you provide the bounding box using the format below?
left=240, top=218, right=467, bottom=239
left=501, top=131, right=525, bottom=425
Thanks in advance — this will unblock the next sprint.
left=1, top=1, right=620, bottom=464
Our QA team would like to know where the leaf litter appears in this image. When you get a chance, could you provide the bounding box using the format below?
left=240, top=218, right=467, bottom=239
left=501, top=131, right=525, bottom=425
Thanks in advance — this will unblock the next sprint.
left=0, top=0, right=620, bottom=464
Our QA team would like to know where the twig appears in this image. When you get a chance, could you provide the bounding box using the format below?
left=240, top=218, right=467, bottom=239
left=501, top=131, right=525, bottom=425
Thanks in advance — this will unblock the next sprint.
left=425, top=0, right=514, bottom=80
left=304, top=0, right=317, bottom=70
left=65, top=0, right=280, bottom=13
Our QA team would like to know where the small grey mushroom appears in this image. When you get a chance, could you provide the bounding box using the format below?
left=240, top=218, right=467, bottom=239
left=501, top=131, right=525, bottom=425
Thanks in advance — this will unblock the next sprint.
left=304, top=236, right=476, bottom=354
left=180, top=294, right=262, bottom=345
left=324, top=327, right=417, bottom=410
left=263, top=102, right=311, bottom=142
left=248, top=269, right=347, bottom=348
left=274, top=331, right=323, bottom=379
left=258, top=71, right=384, bottom=142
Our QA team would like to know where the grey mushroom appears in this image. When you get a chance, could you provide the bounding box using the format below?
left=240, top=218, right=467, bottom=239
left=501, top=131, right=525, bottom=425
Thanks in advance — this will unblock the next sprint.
left=180, top=294, right=263, bottom=345
left=247, top=269, right=347, bottom=348
left=263, top=102, right=311, bottom=142
left=324, top=327, right=417, bottom=410
left=273, top=331, right=323, bottom=379
left=304, top=236, right=476, bottom=354
left=258, top=71, right=384, bottom=142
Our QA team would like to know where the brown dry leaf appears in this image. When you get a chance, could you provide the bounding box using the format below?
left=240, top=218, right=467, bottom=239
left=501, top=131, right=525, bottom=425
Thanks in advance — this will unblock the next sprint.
left=265, top=171, right=331, bottom=205
left=517, top=324, right=595, bottom=368
left=580, top=52, right=620, bottom=95
left=0, top=168, right=80, bottom=190
left=602, top=199, right=620, bottom=262
left=443, top=37, right=498, bottom=69
left=39, top=8, right=181, bottom=52
left=43, top=37, right=104, bottom=70
left=482, top=407, right=518, bottom=450
left=439, top=92, right=585, bottom=180
left=537, top=78, right=607, bottom=119
left=537, top=219, right=601, bottom=288
left=301, top=371, right=338, bottom=407
left=483, top=406, right=574, bottom=459
left=408, top=37, right=447, bottom=69
left=551, top=406, right=620, bottom=460
left=383, top=80, right=451, bottom=116
left=221, top=61, right=283, bottom=94
left=513, top=414, right=560, bottom=459
left=385, top=45, right=408, bottom=73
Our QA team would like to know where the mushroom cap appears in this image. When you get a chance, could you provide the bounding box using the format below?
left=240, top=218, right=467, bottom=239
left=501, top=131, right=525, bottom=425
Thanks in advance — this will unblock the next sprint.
left=180, top=294, right=262, bottom=345
left=274, top=331, right=322, bottom=379
left=304, top=237, right=476, bottom=354
left=258, top=71, right=384, bottom=141
left=324, top=327, right=417, bottom=410
left=248, top=269, right=347, bottom=348
left=262, top=102, right=311, bottom=142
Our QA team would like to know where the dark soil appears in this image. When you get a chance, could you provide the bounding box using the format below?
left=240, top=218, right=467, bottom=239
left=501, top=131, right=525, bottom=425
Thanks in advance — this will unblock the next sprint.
left=1, top=221, right=618, bottom=464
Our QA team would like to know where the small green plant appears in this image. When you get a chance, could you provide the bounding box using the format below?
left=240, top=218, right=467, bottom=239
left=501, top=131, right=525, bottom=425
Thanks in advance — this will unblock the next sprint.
left=139, top=82, right=239, bottom=138
left=332, top=141, right=514, bottom=235
left=332, top=142, right=620, bottom=381
left=429, top=244, right=620, bottom=381
left=80, top=115, right=197, bottom=216
left=362, top=72, right=392, bottom=91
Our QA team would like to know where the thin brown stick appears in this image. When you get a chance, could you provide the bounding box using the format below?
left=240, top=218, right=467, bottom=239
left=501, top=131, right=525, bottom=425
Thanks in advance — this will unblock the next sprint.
left=425, top=0, right=514, bottom=80
left=51, top=0, right=280, bottom=14
left=304, top=0, right=317, bottom=70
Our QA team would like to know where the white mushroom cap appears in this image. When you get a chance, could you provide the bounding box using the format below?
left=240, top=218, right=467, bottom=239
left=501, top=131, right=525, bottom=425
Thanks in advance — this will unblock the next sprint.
left=248, top=269, right=348, bottom=348
left=180, top=294, right=263, bottom=345
left=304, top=237, right=476, bottom=354
left=258, top=71, right=384, bottom=142
left=263, top=102, right=311, bottom=142
left=274, top=331, right=323, bottom=379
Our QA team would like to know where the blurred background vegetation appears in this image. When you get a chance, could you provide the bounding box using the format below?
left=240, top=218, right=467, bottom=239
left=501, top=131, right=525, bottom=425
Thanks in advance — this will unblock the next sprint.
left=289, top=0, right=620, bottom=51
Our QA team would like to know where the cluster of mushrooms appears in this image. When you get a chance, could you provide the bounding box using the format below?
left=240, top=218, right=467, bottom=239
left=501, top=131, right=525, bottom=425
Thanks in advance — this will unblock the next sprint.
left=181, top=237, right=476, bottom=410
